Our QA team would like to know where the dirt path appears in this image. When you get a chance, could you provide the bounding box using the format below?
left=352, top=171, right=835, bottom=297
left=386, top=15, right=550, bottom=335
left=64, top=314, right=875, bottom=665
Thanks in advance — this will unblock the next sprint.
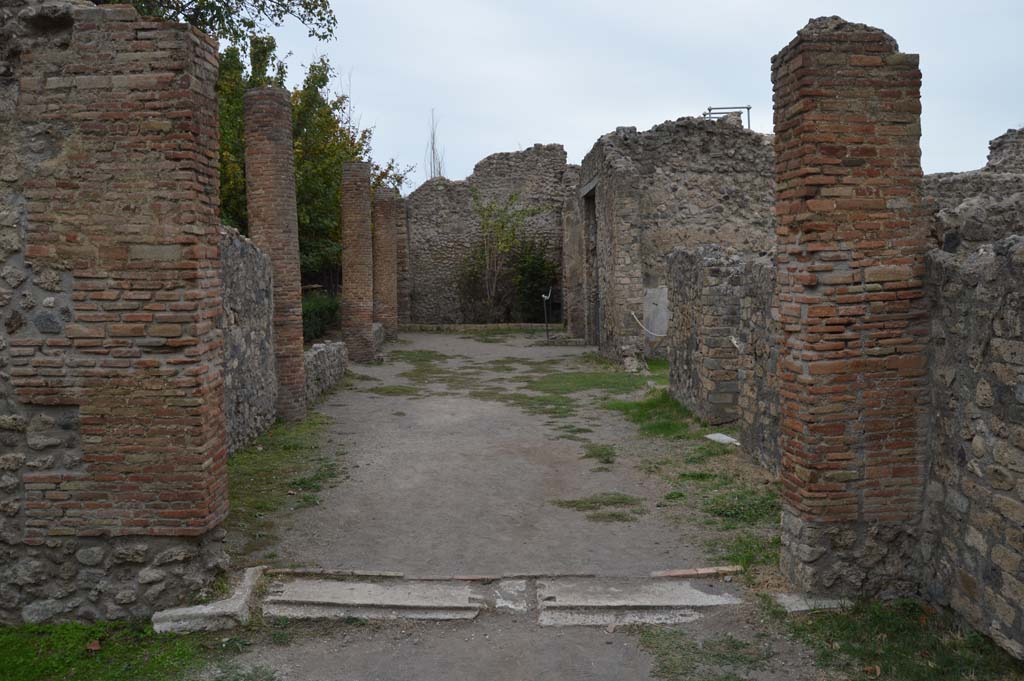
left=275, top=332, right=708, bottom=576
left=216, top=332, right=836, bottom=681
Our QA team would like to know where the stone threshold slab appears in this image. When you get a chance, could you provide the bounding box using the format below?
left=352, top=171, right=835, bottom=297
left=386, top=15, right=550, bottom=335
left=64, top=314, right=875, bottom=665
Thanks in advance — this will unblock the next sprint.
left=263, top=578, right=487, bottom=621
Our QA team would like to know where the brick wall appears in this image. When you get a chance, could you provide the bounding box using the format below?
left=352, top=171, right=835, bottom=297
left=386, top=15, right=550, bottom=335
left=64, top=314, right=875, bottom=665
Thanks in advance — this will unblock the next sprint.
left=243, top=86, right=306, bottom=421
left=0, top=2, right=227, bottom=623
left=341, top=161, right=376, bottom=361
left=396, top=197, right=412, bottom=325
left=772, top=17, right=930, bottom=595
left=372, top=189, right=400, bottom=339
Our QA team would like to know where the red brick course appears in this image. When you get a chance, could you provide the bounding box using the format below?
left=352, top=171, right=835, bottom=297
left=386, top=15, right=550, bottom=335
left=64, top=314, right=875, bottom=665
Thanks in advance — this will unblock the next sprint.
left=11, top=7, right=228, bottom=539
left=372, top=189, right=401, bottom=339
left=341, top=162, right=376, bottom=361
left=771, top=17, right=929, bottom=593
left=243, top=86, right=306, bottom=421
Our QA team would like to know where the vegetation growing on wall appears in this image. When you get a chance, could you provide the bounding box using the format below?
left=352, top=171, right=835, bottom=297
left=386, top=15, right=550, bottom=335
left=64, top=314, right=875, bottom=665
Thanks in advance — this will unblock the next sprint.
left=456, top=192, right=559, bottom=323
left=301, top=291, right=339, bottom=342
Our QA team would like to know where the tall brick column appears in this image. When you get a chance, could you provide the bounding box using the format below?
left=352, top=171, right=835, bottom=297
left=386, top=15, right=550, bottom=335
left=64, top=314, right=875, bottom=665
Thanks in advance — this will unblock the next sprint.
left=244, top=86, right=306, bottom=421
left=372, top=188, right=400, bottom=339
left=341, top=162, right=376, bottom=361
left=771, top=17, right=929, bottom=595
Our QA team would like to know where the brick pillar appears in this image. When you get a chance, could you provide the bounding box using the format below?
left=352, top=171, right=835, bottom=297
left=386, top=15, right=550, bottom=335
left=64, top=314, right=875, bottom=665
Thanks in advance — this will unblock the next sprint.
left=771, top=17, right=929, bottom=595
left=341, top=161, right=376, bottom=361
left=396, top=199, right=412, bottom=325
left=243, top=86, right=306, bottom=421
left=372, top=188, right=400, bottom=339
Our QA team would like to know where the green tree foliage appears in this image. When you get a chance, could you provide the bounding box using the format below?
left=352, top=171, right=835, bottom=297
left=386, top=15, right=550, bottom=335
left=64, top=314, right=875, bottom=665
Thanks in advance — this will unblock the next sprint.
left=94, top=0, right=337, bottom=44
left=457, top=193, right=559, bottom=323
left=216, top=37, right=412, bottom=283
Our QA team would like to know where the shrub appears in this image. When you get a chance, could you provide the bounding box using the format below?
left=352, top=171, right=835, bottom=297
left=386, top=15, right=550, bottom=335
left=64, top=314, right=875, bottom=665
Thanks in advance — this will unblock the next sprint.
left=302, top=291, right=338, bottom=341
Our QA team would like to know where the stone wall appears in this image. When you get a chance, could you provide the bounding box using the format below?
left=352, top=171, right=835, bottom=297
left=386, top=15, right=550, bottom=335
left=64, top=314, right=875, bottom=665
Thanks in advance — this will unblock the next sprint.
left=303, top=341, right=348, bottom=406
left=0, top=1, right=227, bottom=623
left=667, top=247, right=746, bottom=425
left=405, top=144, right=568, bottom=323
left=220, top=227, right=275, bottom=454
left=736, top=255, right=780, bottom=475
left=563, top=117, right=775, bottom=358
left=560, top=165, right=584, bottom=339
left=924, top=127, right=1024, bottom=251
left=372, top=189, right=400, bottom=339
left=922, top=236, right=1024, bottom=659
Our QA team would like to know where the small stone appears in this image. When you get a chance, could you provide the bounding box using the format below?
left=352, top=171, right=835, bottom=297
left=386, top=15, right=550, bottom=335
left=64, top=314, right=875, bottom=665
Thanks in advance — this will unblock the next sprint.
left=0, top=474, right=19, bottom=492
left=0, top=452, right=25, bottom=471
left=154, top=546, right=197, bottom=565
left=26, top=431, right=62, bottom=451
left=1017, top=383, right=1024, bottom=404
left=114, top=589, right=137, bottom=605
left=138, top=568, right=166, bottom=584
left=0, top=415, right=26, bottom=432
left=1, top=266, right=26, bottom=288
left=975, top=380, right=994, bottom=408
left=33, top=268, right=63, bottom=292
left=12, top=558, right=46, bottom=586
left=75, top=547, right=105, bottom=567
left=33, top=311, right=62, bottom=334
left=113, top=543, right=149, bottom=564
left=42, top=296, right=55, bottom=308
left=4, top=310, right=23, bottom=334
left=22, top=598, right=69, bottom=624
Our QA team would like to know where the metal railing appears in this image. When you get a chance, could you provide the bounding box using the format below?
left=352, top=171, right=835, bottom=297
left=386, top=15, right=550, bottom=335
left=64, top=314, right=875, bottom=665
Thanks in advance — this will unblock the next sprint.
left=702, top=106, right=752, bottom=129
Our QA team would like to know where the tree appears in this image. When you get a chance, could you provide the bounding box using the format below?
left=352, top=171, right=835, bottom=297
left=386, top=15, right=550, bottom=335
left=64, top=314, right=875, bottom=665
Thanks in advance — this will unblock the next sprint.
left=94, top=0, right=336, bottom=44
left=424, top=109, right=445, bottom=181
left=216, top=38, right=413, bottom=287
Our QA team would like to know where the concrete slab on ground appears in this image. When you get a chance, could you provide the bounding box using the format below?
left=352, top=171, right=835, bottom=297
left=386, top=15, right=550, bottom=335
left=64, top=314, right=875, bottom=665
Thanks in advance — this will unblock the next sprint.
left=263, top=578, right=482, bottom=621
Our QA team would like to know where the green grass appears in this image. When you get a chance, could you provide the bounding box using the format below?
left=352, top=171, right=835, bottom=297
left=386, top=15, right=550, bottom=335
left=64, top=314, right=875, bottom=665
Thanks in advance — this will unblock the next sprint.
left=702, top=485, right=780, bottom=528
left=226, top=413, right=339, bottom=561
left=582, top=443, right=616, bottom=464
left=525, top=370, right=647, bottom=395
left=634, top=627, right=772, bottom=680
left=647, top=357, right=670, bottom=385
left=790, top=599, right=1024, bottom=680
left=683, top=441, right=733, bottom=465
left=553, top=492, right=646, bottom=521
left=365, top=385, right=421, bottom=396
left=709, top=532, right=781, bottom=572
left=0, top=621, right=218, bottom=681
left=604, top=389, right=694, bottom=439
left=468, top=387, right=577, bottom=417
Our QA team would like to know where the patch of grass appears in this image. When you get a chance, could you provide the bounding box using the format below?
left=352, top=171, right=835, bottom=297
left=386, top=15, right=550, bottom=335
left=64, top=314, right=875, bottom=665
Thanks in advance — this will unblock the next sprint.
left=676, top=471, right=722, bottom=484
left=469, top=387, right=577, bottom=417
left=226, top=413, right=338, bottom=561
left=604, top=389, right=694, bottom=439
left=525, top=371, right=647, bottom=395
left=365, top=385, right=421, bottom=396
left=702, top=485, right=779, bottom=528
left=647, top=357, right=670, bottom=385
left=0, top=621, right=219, bottom=681
left=710, top=532, right=781, bottom=572
left=590, top=466, right=612, bottom=473
left=683, top=441, right=733, bottom=465
left=634, top=627, right=772, bottom=680
left=552, top=492, right=644, bottom=512
left=558, top=424, right=593, bottom=434
left=790, top=599, right=1024, bottom=680
left=582, top=443, right=616, bottom=465
left=663, top=491, right=686, bottom=501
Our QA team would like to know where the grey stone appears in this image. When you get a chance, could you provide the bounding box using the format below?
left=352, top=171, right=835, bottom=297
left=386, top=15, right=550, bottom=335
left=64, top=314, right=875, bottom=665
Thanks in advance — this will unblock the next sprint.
left=154, top=545, right=197, bottom=565
left=112, top=543, right=149, bottom=564
left=114, top=589, right=137, bottom=605
left=138, top=568, right=166, bottom=584
left=1, top=265, right=26, bottom=288
left=0, top=452, right=25, bottom=471
left=75, top=547, right=105, bottom=567
left=32, top=310, right=61, bottom=334
left=22, top=598, right=70, bottom=624
left=153, top=566, right=263, bottom=633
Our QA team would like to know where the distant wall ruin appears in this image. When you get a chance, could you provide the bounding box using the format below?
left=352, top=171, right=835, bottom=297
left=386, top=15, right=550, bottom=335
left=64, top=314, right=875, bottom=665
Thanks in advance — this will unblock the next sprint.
left=404, top=144, right=567, bottom=324
left=561, top=117, right=775, bottom=358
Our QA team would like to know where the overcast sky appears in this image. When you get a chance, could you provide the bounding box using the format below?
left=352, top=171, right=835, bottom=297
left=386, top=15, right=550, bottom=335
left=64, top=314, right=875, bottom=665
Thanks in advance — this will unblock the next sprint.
left=270, top=0, right=1023, bottom=191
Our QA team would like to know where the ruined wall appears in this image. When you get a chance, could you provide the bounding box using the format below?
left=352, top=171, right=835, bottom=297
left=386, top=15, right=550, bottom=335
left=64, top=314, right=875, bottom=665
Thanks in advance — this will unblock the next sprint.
left=922, top=236, right=1024, bottom=659
left=667, top=247, right=746, bottom=425
left=924, top=128, right=1024, bottom=251
left=372, top=189, right=400, bottom=339
left=340, top=161, right=376, bottom=361
left=565, top=117, right=775, bottom=357
left=303, top=341, right=348, bottom=406
left=736, top=256, right=780, bottom=475
left=405, top=144, right=567, bottom=323
left=0, top=2, right=228, bottom=623
left=220, top=227, right=275, bottom=454
left=560, top=165, right=584, bottom=339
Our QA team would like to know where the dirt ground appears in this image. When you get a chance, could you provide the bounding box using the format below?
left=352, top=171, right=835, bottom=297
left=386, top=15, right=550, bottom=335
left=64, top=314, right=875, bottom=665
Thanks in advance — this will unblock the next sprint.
left=214, top=332, right=838, bottom=681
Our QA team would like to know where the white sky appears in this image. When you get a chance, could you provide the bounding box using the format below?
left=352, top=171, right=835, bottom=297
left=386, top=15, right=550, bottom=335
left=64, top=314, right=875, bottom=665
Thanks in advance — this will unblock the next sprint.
left=270, top=0, right=1024, bottom=189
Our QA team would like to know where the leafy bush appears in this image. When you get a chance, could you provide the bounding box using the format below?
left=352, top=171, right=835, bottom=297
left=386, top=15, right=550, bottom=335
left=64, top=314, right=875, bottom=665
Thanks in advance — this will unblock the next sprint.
left=301, top=291, right=338, bottom=341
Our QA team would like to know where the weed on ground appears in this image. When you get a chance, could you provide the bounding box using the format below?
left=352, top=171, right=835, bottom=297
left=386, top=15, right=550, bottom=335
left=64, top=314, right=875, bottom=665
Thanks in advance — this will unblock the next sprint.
left=708, top=532, right=781, bottom=573
left=365, top=385, right=421, bottom=396
left=633, top=627, right=772, bottom=680
left=702, top=485, right=780, bottom=529
left=0, top=621, right=220, bottom=681
left=553, top=492, right=646, bottom=521
left=581, top=443, right=616, bottom=464
left=604, top=389, right=694, bottom=439
left=469, top=387, right=577, bottom=417
left=525, top=370, right=648, bottom=395
left=789, top=599, right=1024, bottom=680
left=225, top=413, right=342, bottom=563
